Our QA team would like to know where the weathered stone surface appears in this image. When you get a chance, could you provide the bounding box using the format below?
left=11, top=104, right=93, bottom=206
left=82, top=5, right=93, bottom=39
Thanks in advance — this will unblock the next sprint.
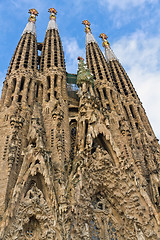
left=0, top=11, right=160, bottom=240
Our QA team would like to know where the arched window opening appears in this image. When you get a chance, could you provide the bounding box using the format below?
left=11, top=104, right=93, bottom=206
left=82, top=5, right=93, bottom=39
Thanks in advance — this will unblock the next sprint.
left=12, top=78, right=16, bottom=93
left=88, top=45, right=96, bottom=80
left=20, top=77, right=25, bottom=91
left=36, top=84, right=39, bottom=99
left=123, top=104, right=130, bottom=120
left=47, top=76, right=51, bottom=89
left=47, top=93, right=50, bottom=102
left=28, top=78, right=32, bottom=92
left=158, top=187, right=160, bottom=197
left=10, top=96, right=14, bottom=104
left=96, top=88, right=101, bottom=100
left=35, top=160, right=40, bottom=165
left=18, top=95, right=22, bottom=103
left=107, top=104, right=111, bottom=111
left=110, top=89, right=115, bottom=103
left=129, top=105, right=135, bottom=119
left=40, top=36, right=46, bottom=72
left=61, top=76, right=63, bottom=95
left=103, top=88, right=108, bottom=100
left=54, top=74, right=57, bottom=88
left=27, top=78, right=32, bottom=105
left=84, top=120, right=88, bottom=148
left=54, top=91, right=57, bottom=99
left=70, top=121, right=77, bottom=169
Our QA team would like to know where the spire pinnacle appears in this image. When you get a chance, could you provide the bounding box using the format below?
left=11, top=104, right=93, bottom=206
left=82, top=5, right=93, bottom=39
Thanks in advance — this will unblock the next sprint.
left=47, top=8, right=58, bottom=31
left=82, top=20, right=91, bottom=33
left=99, top=33, right=117, bottom=62
left=28, top=9, right=39, bottom=23
left=22, top=9, right=38, bottom=37
left=82, top=20, right=97, bottom=46
left=99, top=33, right=110, bottom=48
left=48, top=8, right=57, bottom=20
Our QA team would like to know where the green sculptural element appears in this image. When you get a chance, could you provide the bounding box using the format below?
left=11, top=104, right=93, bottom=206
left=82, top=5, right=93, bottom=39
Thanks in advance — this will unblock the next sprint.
left=76, top=57, right=94, bottom=87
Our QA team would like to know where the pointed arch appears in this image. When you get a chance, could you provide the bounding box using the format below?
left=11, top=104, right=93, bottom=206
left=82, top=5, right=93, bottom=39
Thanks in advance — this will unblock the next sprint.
left=24, top=172, right=48, bottom=202
left=3, top=184, right=62, bottom=240
left=91, top=133, right=119, bottom=166
left=91, top=191, right=121, bottom=240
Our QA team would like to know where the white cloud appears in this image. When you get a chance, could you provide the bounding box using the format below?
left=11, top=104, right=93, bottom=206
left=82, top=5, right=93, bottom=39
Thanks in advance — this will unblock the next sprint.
left=112, top=31, right=160, bottom=139
left=63, top=37, right=85, bottom=73
left=99, top=0, right=158, bottom=11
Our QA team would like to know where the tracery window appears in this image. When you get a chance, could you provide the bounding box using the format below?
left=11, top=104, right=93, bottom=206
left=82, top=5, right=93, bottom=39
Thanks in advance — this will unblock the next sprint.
left=90, top=220, right=100, bottom=240
left=107, top=220, right=118, bottom=240
left=70, top=121, right=77, bottom=163
left=24, top=216, right=41, bottom=239
left=91, top=193, right=119, bottom=240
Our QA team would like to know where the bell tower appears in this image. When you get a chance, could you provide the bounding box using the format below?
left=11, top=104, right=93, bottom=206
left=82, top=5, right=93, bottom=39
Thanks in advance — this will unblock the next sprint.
left=0, top=8, right=160, bottom=240
left=0, top=9, right=39, bottom=218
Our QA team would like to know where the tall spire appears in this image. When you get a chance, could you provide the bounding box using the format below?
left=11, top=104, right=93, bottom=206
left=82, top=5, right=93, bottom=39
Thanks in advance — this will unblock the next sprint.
left=22, top=9, right=38, bottom=37
left=83, top=20, right=112, bottom=84
left=40, top=8, right=65, bottom=72
left=82, top=20, right=97, bottom=46
left=99, top=33, right=117, bottom=62
left=47, top=8, right=58, bottom=31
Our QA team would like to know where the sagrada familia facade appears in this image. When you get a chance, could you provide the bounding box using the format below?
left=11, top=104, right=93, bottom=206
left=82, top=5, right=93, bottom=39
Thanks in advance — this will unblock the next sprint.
left=0, top=8, right=160, bottom=240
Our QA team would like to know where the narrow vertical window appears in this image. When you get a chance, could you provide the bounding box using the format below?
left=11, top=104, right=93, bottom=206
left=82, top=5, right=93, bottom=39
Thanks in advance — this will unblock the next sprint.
left=47, top=93, right=50, bottom=102
left=96, top=88, right=101, bottom=100
left=129, top=105, right=135, bottom=119
left=20, top=77, right=25, bottom=91
left=84, top=120, right=88, bottom=147
left=103, top=88, right=108, bottom=100
left=18, top=95, right=22, bottom=102
left=36, top=83, right=39, bottom=99
left=47, top=76, right=51, bottom=89
left=70, top=122, right=77, bottom=164
left=54, top=74, right=57, bottom=88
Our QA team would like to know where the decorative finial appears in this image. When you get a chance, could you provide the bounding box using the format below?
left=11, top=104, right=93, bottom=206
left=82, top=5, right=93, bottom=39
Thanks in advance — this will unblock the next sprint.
left=100, top=33, right=117, bottom=61
left=77, top=56, right=84, bottom=61
left=99, top=33, right=110, bottom=48
left=28, top=9, right=39, bottom=23
left=48, top=8, right=57, bottom=20
left=82, top=20, right=91, bottom=33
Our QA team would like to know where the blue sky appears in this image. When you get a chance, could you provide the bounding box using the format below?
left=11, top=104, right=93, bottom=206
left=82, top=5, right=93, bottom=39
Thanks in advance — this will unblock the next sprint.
left=0, top=0, right=160, bottom=139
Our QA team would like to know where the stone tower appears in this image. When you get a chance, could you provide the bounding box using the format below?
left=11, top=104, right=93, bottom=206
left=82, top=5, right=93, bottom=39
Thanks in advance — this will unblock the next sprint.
left=0, top=9, right=160, bottom=240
